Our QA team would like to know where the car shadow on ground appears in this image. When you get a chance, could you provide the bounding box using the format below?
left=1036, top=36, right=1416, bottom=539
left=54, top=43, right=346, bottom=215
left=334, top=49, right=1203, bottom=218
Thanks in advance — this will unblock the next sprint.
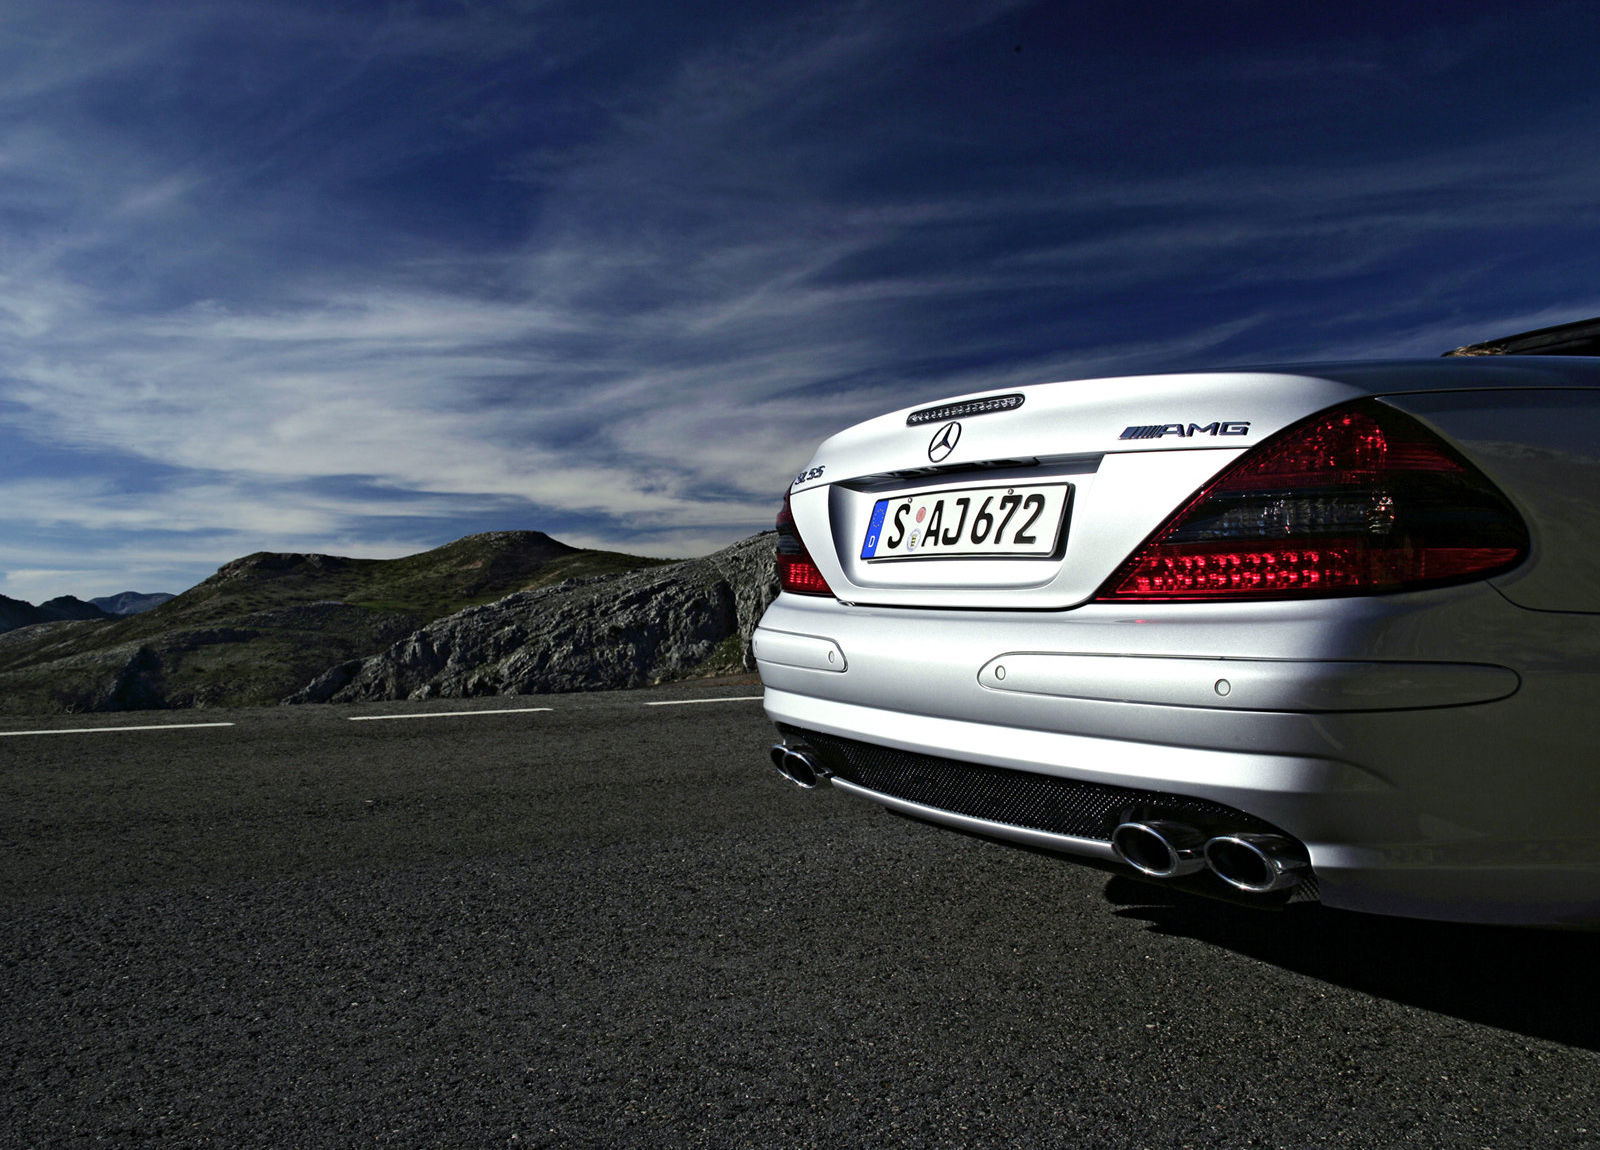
left=1103, top=876, right=1600, bottom=1050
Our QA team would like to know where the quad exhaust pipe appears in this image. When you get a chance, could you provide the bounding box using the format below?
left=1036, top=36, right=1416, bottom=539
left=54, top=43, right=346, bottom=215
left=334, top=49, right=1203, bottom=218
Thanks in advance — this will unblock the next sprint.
left=1109, top=821, right=1208, bottom=879
left=769, top=743, right=829, bottom=789
left=1112, top=820, right=1308, bottom=893
left=1202, top=833, right=1308, bottom=893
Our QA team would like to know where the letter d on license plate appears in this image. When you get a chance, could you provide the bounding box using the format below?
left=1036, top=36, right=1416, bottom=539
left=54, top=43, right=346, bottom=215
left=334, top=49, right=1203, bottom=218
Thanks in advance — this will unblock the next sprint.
left=861, top=482, right=1069, bottom=561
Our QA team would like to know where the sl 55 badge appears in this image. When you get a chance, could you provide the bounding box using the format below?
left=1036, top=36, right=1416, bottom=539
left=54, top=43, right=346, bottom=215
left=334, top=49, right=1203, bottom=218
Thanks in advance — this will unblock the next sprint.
left=1120, top=421, right=1250, bottom=440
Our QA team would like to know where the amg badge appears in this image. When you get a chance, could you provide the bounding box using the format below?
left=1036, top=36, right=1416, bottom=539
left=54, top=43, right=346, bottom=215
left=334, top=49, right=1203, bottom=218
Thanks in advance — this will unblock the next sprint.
left=1119, top=421, right=1250, bottom=440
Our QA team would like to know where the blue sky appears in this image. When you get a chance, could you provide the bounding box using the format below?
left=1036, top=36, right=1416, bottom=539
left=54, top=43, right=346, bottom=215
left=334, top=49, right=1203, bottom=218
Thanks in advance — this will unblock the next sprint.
left=4, top=0, right=1600, bottom=600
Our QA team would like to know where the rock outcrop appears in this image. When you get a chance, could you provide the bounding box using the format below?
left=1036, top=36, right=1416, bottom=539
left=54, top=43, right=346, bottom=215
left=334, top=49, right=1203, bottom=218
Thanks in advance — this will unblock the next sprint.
left=288, top=532, right=777, bottom=704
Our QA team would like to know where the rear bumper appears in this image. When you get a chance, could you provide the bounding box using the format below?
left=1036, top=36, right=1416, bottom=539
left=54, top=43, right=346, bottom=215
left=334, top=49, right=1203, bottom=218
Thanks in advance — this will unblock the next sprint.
left=756, top=590, right=1600, bottom=927
left=769, top=715, right=1321, bottom=906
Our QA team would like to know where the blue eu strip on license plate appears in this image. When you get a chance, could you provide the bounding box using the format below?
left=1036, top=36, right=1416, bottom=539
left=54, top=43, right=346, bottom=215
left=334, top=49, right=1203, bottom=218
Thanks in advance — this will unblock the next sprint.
left=860, top=501, right=890, bottom=559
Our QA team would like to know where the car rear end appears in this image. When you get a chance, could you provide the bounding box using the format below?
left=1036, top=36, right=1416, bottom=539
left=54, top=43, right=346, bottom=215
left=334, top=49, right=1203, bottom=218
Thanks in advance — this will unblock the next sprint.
left=756, top=357, right=1600, bottom=927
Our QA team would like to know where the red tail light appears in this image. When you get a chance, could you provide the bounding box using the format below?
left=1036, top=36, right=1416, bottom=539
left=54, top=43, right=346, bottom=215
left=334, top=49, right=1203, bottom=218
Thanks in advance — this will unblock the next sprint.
left=1096, top=399, right=1529, bottom=601
left=776, top=493, right=834, bottom=596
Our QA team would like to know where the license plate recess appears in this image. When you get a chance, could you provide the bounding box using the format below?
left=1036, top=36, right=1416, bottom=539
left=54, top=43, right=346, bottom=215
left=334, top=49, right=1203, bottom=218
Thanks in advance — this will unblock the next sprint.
left=860, top=482, right=1069, bottom=561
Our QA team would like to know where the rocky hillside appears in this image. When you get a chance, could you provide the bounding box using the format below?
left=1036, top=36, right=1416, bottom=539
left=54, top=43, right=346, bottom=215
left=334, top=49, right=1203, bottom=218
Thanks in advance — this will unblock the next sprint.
left=0, top=532, right=680, bottom=713
left=0, top=531, right=777, bottom=714
left=289, top=532, right=777, bottom=703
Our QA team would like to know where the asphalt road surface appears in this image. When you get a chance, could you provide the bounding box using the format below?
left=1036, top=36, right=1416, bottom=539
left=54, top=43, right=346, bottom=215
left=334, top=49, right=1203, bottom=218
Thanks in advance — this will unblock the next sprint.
left=3, top=683, right=1599, bottom=1148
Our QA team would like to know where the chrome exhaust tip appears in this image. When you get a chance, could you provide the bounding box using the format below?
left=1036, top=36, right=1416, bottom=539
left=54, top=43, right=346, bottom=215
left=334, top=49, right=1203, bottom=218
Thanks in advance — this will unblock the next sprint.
left=1111, top=820, right=1208, bottom=878
left=1204, top=833, right=1307, bottom=893
left=768, top=743, right=826, bottom=789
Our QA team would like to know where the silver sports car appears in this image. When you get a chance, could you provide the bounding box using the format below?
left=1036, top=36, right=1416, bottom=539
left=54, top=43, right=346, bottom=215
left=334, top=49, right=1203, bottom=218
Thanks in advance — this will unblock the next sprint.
left=755, top=350, right=1600, bottom=927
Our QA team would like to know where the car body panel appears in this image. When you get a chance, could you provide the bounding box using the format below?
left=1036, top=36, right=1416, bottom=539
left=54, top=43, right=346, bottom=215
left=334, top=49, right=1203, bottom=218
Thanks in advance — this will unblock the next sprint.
left=1384, top=389, right=1600, bottom=613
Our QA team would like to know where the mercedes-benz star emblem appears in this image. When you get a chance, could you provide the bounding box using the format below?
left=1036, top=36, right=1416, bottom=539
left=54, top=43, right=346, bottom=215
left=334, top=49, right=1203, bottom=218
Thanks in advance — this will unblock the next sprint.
left=928, top=421, right=962, bottom=462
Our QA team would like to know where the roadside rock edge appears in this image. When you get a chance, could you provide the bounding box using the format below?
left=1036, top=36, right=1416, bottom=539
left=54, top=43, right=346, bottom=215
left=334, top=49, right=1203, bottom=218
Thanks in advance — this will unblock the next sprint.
left=287, top=531, right=777, bottom=703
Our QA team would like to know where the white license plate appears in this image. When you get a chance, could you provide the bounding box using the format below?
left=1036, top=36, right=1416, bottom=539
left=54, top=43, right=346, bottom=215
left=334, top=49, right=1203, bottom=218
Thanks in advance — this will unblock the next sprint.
left=860, top=482, right=1069, bottom=561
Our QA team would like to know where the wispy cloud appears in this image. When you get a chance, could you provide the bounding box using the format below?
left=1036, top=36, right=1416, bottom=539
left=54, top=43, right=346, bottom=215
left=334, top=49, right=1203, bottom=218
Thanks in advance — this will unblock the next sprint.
left=3, top=0, right=1600, bottom=598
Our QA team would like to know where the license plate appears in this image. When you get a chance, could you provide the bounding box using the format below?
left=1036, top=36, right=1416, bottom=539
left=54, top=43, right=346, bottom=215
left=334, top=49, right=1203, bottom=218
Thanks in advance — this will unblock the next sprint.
left=860, top=482, right=1069, bottom=561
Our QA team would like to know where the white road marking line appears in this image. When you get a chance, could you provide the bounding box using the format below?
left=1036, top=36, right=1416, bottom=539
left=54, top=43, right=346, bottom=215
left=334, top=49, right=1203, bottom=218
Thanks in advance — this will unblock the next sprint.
left=644, top=696, right=764, bottom=707
left=0, top=722, right=236, bottom=738
left=347, top=708, right=555, bottom=722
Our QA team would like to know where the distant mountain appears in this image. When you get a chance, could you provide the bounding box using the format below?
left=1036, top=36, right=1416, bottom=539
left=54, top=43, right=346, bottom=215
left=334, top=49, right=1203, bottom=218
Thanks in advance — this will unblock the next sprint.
left=0, top=531, right=680, bottom=713
left=90, top=592, right=176, bottom=616
left=0, top=594, right=111, bottom=634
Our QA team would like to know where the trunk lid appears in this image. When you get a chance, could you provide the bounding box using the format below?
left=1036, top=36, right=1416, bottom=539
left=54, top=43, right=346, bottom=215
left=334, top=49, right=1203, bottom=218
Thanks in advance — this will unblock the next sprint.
left=789, top=369, right=1362, bottom=609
